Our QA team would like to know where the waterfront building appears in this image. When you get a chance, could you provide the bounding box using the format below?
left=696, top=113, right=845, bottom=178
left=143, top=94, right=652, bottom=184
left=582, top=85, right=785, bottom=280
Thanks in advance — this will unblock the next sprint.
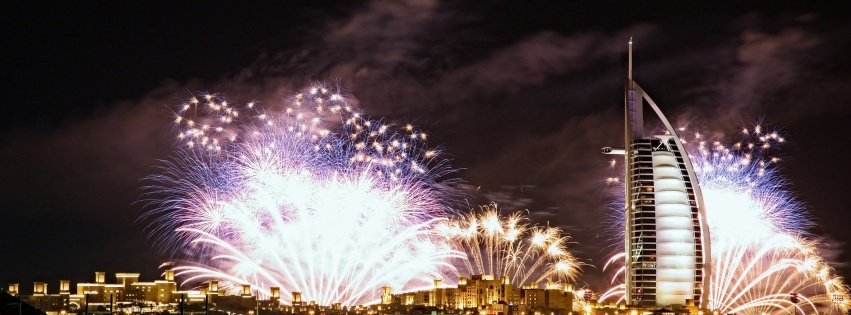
left=603, top=40, right=711, bottom=308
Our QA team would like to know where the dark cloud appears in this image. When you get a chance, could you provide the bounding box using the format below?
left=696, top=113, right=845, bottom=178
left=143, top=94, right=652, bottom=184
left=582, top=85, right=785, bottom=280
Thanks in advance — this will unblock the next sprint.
left=323, top=0, right=440, bottom=69
left=1, top=98, right=166, bottom=215
left=714, top=24, right=820, bottom=125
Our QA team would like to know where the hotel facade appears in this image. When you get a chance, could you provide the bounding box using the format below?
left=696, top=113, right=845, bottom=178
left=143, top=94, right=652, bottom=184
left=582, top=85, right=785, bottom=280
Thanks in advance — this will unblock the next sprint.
left=604, top=40, right=711, bottom=308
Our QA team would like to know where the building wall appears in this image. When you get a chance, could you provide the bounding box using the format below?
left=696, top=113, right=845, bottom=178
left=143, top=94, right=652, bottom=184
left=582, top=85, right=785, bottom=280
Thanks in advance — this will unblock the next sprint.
left=17, top=270, right=179, bottom=314
left=626, top=138, right=704, bottom=307
left=393, top=275, right=573, bottom=315
left=25, top=294, right=68, bottom=313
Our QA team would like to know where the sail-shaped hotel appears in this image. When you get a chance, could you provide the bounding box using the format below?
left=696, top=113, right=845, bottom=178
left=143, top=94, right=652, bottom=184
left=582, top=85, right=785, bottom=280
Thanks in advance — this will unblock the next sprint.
left=603, top=40, right=711, bottom=308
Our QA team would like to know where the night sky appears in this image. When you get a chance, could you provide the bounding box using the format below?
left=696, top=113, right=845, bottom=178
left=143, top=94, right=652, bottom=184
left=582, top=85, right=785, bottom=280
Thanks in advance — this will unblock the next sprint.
left=2, top=1, right=851, bottom=294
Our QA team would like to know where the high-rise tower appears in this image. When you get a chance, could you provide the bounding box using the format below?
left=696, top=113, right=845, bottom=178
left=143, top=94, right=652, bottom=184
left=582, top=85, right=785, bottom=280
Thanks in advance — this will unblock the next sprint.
left=603, top=39, right=711, bottom=307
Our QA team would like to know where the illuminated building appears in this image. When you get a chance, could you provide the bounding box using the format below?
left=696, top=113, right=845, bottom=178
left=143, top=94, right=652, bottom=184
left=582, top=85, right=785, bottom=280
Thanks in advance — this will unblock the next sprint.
left=124, top=270, right=177, bottom=304
left=456, top=275, right=518, bottom=309
left=392, top=275, right=574, bottom=315
left=77, top=271, right=127, bottom=305
left=8, top=270, right=575, bottom=315
left=603, top=40, right=711, bottom=307
left=381, top=287, right=391, bottom=305
left=10, top=270, right=178, bottom=315
left=520, top=282, right=573, bottom=312
left=8, top=283, right=19, bottom=296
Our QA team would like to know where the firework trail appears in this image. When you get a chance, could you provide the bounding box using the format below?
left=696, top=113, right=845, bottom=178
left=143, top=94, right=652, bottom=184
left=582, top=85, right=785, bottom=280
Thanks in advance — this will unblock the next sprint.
left=435, top=204, right=582, bottom=287
left=143, top=83, right=461, bottom=306
left=599, top=124, right=850, bottom=314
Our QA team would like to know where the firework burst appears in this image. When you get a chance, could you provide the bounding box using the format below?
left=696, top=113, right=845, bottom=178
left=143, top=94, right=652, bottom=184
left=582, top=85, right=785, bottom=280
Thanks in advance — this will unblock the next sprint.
left=435, top=204, right=582, bottom=287
left=599, top=124, right=850, bottom=314
left=143, top=83, right=460, bottom=306
left=689, top=126, right=849, bottom=314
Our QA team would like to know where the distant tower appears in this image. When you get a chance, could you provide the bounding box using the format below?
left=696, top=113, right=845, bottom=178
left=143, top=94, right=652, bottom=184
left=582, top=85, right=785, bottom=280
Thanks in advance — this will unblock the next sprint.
left=33, top=282, right=47, bottom=295
left=163, top=269, right=175, bottom=282
left=60, top=280, right=71, bottom=294
left=381, top=287, right=392, bottom=305
left=292, top=292, right=303, bottom=306
left=604, top=39, right=711, bottom=307
left=270, top=287, right=281, bottom=301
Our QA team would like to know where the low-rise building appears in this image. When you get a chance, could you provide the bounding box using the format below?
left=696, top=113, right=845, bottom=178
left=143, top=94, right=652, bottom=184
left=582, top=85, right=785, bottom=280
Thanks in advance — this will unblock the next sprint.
left=13, top=270, right=178, bottom=315
left=389, top=275, right=575, bottom=315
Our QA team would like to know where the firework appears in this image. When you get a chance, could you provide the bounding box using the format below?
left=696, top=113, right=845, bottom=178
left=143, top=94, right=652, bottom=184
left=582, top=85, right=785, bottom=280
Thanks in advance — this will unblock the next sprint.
left=691, top=127, right=849, bottom=314
left=435, top=204, right=582, bottom=287
left=600, top=124, right=850, bottom=314
left=143, top=83, right=459, bottom=306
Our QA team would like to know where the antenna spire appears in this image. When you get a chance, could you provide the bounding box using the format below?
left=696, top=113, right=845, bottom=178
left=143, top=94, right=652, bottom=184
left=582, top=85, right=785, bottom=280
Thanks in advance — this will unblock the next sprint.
left=628, top=37, right=633, bottom=80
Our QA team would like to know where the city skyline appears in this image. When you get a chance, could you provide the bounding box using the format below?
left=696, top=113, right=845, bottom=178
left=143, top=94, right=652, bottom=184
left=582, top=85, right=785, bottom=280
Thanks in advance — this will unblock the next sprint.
left=2, top=1, right=850, bottom=298
left=7, top=269, right=580, bottom=315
